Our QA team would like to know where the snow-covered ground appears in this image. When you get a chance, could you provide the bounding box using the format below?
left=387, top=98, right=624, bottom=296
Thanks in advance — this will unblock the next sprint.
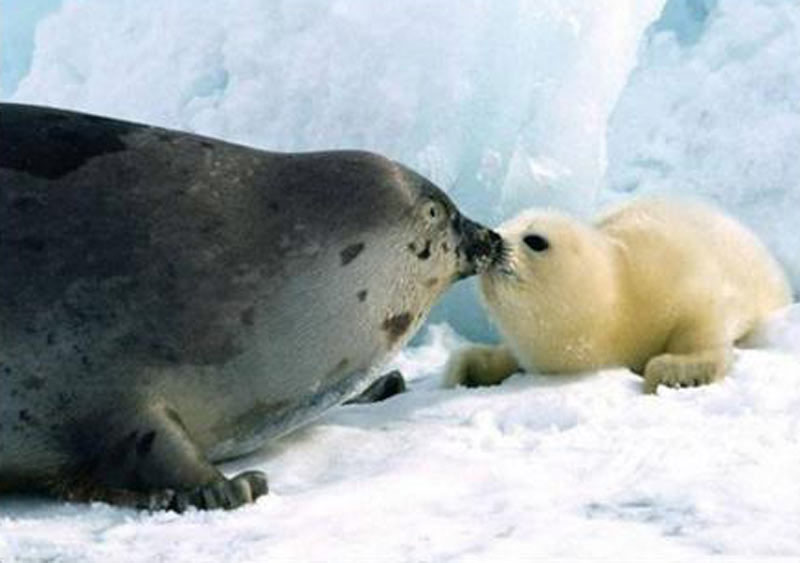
left=2, top=317, right=800, bottom=561
left=3, top=0, right=800, bottom=559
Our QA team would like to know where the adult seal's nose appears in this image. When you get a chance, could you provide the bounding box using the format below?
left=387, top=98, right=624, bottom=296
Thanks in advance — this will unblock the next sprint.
left=456, top=216, right=504, bottom=278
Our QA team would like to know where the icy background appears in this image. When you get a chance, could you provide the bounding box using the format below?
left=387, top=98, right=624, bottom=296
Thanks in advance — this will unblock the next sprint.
left=0, top=0, right=61, bottom=98
left=2, top=0, right=800, bottom=560
left=4, top=0, right=665, bottom=340
left=605, top=0, right=800, bottom=292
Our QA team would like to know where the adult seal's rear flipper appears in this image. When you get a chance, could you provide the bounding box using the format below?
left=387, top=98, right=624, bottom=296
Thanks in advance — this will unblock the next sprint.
left=57, top=402, right=267, bottom=512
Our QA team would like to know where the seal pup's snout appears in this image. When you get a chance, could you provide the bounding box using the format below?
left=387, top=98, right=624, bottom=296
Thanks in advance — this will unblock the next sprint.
left=487, top=229, right=507, bottom=267
left=491, top=234, right=515, bottom=276
left=455, top=216, right=505, bottom=278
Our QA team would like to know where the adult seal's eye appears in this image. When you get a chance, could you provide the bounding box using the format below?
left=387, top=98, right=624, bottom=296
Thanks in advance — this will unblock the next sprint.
left=523, top=234, right=550, bottom=252
left=423, top=200, right=446, bottom=223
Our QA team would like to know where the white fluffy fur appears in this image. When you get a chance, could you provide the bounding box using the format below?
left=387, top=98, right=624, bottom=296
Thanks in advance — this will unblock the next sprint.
left=445, top=197, right=792, bottom=393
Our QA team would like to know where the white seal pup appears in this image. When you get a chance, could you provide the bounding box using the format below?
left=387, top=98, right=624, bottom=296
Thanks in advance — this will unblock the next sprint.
left=445, top=197, right=792, bottom=393
left=0, top=103, right=503, bottom=510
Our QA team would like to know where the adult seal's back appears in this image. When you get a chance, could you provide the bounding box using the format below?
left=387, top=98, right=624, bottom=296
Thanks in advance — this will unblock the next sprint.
left=0, top=103, right=502, bottom=511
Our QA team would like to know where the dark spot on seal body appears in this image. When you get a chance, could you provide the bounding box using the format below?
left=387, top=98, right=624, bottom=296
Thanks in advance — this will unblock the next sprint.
left=417, top=241, right=431, bottom=260
left=424, top=277, right=439, bottom=288
left=18, top=410, right=35, bottom=424
left=408, top=241, right=431, bottom=259
left=268, top=201, right=280, bottom=212
left=0, top=105, right=130, bottom=180
left=340, top=242, right=365, bottom=266
left=381, top=313, right=413, bottom=344
left=442, top=242, right=450, bottom=252
left=21, top=376, right=46, bottom=390
left=136, top=431, right=157, bottom=457
left=357, top=290, right=368, bottom=302
left=241, top=307, right=256, bottom=327
left=324, top=358, right=350, bottom=383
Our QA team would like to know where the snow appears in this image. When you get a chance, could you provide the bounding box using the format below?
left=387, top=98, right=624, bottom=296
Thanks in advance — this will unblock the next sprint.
left=2, top=320, right=800, bottom=561
left=605, top=0, right=800, bottom=291
left=0, top=0, right=62, bottom=97
left=3, top=0, right=800, bottom=559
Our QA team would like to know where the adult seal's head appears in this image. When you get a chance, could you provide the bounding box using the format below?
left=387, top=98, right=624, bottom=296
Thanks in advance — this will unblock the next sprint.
left=0, top=103, right=503, bottom=511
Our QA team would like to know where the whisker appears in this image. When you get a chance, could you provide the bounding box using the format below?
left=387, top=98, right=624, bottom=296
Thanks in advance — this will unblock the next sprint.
left=491, top=240, right=517, bottom=277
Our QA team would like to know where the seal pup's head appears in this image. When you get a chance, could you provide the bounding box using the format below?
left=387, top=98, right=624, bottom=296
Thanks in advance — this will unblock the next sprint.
left=477, top=209, right=620, bottom=372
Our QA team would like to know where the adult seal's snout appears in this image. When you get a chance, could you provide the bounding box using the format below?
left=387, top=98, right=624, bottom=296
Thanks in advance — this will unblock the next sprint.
left=0, top=102, right=494, bottom=511
left=456, top=216, right=504, bottom=278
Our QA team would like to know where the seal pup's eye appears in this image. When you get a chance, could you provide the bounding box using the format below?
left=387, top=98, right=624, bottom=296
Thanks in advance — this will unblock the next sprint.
left=523, top=234, right=550, bottom=252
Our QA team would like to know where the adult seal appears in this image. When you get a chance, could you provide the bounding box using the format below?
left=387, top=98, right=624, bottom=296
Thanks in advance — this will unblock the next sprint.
left=0, top=103, right=503, bottom=511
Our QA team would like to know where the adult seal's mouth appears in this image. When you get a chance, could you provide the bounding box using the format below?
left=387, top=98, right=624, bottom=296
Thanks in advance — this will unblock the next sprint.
left=455, top=215, right=505, bottom=279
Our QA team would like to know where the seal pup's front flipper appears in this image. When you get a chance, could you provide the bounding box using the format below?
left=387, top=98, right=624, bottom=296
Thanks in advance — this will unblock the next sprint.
left=642, top=311, right=734, bottom=394
left=443, top=345, right=521, bottom=388
left=643, top=348, right=733, bottom=394
left=57, top=402, right=268, bottom=511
